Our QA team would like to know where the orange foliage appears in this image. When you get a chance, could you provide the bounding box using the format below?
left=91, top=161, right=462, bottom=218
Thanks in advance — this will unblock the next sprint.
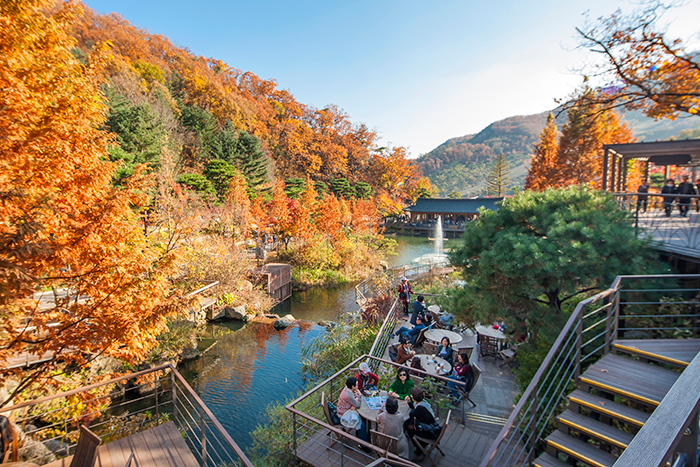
left=0, top=0, right=180, bottom=402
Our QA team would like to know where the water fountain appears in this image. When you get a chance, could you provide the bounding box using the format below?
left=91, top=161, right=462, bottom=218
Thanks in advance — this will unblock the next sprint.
left=413, top=215, right=450, bottom=266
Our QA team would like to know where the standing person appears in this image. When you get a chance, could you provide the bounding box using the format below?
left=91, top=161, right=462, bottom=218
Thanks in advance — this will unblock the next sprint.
left=661, top=179, right=676, bottom=217
left=377, top=397, right=410, bottom=459
left=695, top=178, right=700, bottom=212
left=637, top=180, right=649, bottom=213
left=677, top=175, right=697, bottom=217
left=397, top=277, right=411, bottom=316
left=410, top=295, right=427, bottom=326
left=404, top=387, right=437, bottom=461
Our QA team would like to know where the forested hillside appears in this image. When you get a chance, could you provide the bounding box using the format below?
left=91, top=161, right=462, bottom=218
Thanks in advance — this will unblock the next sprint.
left=419, top=109, right=699, bottom=196
left=68, top=7, right=431, bottom=212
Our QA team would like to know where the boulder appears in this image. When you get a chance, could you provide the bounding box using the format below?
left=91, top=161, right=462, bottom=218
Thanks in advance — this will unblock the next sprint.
left=273, top=314, right=296, bottom=329
left=317, top=320, right=327, bottom=327
left=43, top=438, right=69, bottom=457
left=19, top=436, right=56, bottom=464
left=240, top=280, right=254, bottom=292
left=179, top=346, right=201, bottom=361
left=225, top=305, right=248, bottom=321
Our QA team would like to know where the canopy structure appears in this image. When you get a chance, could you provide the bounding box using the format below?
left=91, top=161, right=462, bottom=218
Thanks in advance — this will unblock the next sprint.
left=603, top=139, right=700, bottom=191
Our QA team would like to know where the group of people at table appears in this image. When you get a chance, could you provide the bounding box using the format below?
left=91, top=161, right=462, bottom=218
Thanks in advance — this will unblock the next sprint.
left=333, top=280, right=476, bottom=461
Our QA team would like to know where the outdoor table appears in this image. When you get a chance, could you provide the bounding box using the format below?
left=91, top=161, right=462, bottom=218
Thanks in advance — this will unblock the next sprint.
left=424, top=329, right=463, bottom=345
left=416, top=353, right=452, bottom=376
left=356, top=391, right=410, bottom=429
left=427, top=304, right=441, bottom=314
left=475, top=324, right=506, bottom=341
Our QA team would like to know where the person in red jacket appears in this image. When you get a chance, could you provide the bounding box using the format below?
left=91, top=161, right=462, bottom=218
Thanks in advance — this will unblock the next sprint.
left=397, top=277, right=411, bottom=316
left=355, top=362, right=379, bottom=393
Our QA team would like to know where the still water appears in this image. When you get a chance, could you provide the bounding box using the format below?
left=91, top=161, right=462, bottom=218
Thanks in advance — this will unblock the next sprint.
left=178, top=235, right=437, bottom=450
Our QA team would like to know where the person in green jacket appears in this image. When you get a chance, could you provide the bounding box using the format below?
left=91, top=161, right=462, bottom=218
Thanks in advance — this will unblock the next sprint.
left=388, top=367, right=415, bottom=401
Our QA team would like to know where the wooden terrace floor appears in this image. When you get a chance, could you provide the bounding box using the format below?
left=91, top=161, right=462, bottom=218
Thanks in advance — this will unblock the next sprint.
left=44, top=422, right=198, bottom=467
left=297, top=321, right=520, bottom=467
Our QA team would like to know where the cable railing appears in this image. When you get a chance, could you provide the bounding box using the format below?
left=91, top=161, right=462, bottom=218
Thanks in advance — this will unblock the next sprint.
left=613, top=192, right=700, bottom=253
left=286, top=354, right=465, bottom=467
left=355, top=261, right=450, bottom=307
left=0, top=363, right=252, bottom=467
left=478, top=274, right=700, bottom=467
left=368, top=297, right=400, bottom=363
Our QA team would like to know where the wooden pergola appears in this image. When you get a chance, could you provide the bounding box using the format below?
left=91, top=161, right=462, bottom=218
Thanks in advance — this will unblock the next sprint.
left=603, top=139, right=700, bottom=191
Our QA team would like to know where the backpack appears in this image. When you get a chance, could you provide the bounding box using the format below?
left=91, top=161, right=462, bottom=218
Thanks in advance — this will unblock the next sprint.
left=327, top=401, right=341, bottom=425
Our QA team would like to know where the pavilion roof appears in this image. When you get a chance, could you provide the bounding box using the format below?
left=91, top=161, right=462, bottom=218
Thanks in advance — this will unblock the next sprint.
left=404, top=197, right=503, bottom=214
left=604, top=139, right=700, bottom=166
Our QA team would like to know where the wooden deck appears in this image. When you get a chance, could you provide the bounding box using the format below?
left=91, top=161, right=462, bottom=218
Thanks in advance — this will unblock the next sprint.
left=44, top=422, right=198, bottom=467
left=297, top=322, right=520, bottom=467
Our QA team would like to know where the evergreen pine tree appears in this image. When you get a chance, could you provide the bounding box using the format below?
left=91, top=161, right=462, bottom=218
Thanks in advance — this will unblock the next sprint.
left=486, top=153, right=509, bottom=197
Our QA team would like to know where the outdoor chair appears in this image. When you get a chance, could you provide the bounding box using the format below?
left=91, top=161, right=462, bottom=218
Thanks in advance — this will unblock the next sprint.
left=370, top=430, right=398, bottom=458
left=430, top=310, right=444, bottom=329
left=422, top=341, right=438, bottom=355
left=498, top=344, right=521, bottom=369
left=452, top=346, right=474, bottom=366
left=411, top=409, right=451, bottom=467
left=479, top=334, right=499, bottom=359
left=457, top=363, right=482, bottom=423
left=321, top=392, right=346, bottom=447
left=70, top=425, right=102, bottom=467
left=413, top=328, right=428, bottom=351
left=388, top=343, right=399, bottom=363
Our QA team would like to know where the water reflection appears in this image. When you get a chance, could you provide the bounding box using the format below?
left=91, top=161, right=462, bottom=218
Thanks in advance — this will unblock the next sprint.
left=179, top=236, right=436, bottom=450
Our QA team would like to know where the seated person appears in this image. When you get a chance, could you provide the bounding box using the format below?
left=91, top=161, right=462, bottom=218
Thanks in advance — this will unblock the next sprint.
left=337, top=376, right=371, bottom=449
left=377, top=397, right=410, bottom=459
left=395, top=336, right=416, bottom=365
left=355, top=362, right=379, bottom=393
left=439, top=311, right=455, bottom=328
left=388, top=368, right=415, bottom=401
left=409, top=356, right=424, bottom=376
left=410, top=295, right=427, bottom=326
left=434, top=337, right=454, bottom=366
left=447, top=352, right=474, bottom=400
left=404, top=387, right=438, bottom=460
left=394, top=316, right=427, bottom=346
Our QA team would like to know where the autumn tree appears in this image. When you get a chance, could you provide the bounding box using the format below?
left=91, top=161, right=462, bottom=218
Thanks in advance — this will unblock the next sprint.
left=0, top=0, right=180, bottom=405
left=525, top=113, right=559, bottom=191
left=571, top=2, right=700, bottom=119
left=486, top=153, right=510, bottom=197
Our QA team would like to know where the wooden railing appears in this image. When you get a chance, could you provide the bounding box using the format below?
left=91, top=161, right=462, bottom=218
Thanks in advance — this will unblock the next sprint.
left=0, top=363, right=252, bottom=467
left=479, top=274, right=700, bottom=467
left=185, top=280, right=220, bottom=320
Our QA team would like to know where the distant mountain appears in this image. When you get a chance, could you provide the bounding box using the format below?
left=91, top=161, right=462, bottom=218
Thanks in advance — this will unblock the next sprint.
left=418, top=110, right=700, bottom=196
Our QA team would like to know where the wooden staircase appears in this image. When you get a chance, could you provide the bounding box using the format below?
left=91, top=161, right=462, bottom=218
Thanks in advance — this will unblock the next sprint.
left=533, top=338, right=700, bottom=467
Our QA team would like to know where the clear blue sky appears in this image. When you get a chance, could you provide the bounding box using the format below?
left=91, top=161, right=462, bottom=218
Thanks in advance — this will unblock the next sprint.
left=83, top=0, right=700, bottom=157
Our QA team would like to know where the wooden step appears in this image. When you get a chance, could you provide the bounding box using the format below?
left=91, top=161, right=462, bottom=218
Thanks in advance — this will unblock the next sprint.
left=567, top=389, right=650, bottom=428
left=546, top=430, right=617, bottom=467
left=579, top=354, right=679, bottom=407
left=557, top=410, right=634, bottom=449
left=613, top=338, right=700, bottom=367
left=533, top=452, right=570, bottom=467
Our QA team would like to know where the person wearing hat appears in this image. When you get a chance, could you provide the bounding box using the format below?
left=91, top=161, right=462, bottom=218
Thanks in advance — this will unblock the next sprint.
left=397, top=277, right=411, bottom=316
left=355, top=362, right=379, bottom=394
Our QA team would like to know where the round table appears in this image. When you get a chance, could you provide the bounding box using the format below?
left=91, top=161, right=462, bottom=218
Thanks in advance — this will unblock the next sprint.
left=475, top=324, right=506, bottom=340
left=416, top=354, right=452, bottom=376
left=427, top=304, right=441, bottom=314
left=424, top=329, right=463, bottom=345
left=356, top=391, right=410, bottom=425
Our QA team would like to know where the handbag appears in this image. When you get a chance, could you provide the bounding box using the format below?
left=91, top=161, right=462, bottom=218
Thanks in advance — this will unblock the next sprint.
left=415, top=421, right=441, bottom=438
left=327, top=401, right=341, bottom=425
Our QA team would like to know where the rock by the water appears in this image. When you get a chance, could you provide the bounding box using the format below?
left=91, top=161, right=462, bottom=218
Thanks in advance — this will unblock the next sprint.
left=317, top=320, right=327, bottom=327
left=225, top=305, right=248, bottom=321
left=325, top=320, right=338, bottom=330
left=273, top=314, right=295, bottom=329
left=44, top=439, right=69, bottom=456
left=180, top=346, right=201, bottom=361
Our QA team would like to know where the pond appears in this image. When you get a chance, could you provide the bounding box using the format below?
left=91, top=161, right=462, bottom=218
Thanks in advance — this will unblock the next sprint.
left=178, top=235, right=438, bottom=450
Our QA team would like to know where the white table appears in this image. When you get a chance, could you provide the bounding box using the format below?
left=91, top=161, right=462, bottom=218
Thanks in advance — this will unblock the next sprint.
left=475, top=324, right=506, bottom=340
left=427, top=304, right=441, bottom=314
left=416, top=354, right=452, bottom=376
left=424, top=329, right=463, bottom=345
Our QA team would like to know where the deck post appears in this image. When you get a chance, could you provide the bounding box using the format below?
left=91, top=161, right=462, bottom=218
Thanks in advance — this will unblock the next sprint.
left=602, top=148, right=609, bottom=190
left=527, top=392, right=537, bottom=463
left=574, top=312, right=583, bottom=383
left=612, top=289, right=621, bottom=347
left=201, top=409, right=208, bottom=465
left=292, top=412, right=297, bottom=457
left=155, top=372, right=160, bottom=418
left=171, top=371, right=178, bottom=427
left=604, top=297, right=613, bottom=355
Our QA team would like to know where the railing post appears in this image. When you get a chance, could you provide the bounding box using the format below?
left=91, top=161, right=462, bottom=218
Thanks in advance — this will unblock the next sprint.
left=293, top=412, right=298, bottom=457
left=171, top=371, right=178, bottom=427
left=201, top=409, right=207, bottom=466
left=612, top=289, right=621, bottom=348
left=675, top=411, right=699, bottom=467
left=527, top=393, right=537, bottom=463
left=574, top=312, right=583, bottom=383
left=155, top=372, right=160, bottom=418
left=604, top=296, right=613, bottom=355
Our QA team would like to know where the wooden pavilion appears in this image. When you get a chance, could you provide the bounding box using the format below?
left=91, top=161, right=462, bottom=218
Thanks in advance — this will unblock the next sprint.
left=603, top=139, right=700, bottom=191
left=404, top=197, right=503, bottom=222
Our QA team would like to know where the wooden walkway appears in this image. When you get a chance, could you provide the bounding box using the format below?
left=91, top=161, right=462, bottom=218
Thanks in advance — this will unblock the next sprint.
left=44, top=422, right=198, bottom=467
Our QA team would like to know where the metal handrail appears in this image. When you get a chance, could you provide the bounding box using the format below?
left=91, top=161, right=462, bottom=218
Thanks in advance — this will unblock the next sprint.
left=368, top=297, right=400, bottom=361
left=479, top=274, right=700, bottom=467
left=185, top=280, right=219, bottom=298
